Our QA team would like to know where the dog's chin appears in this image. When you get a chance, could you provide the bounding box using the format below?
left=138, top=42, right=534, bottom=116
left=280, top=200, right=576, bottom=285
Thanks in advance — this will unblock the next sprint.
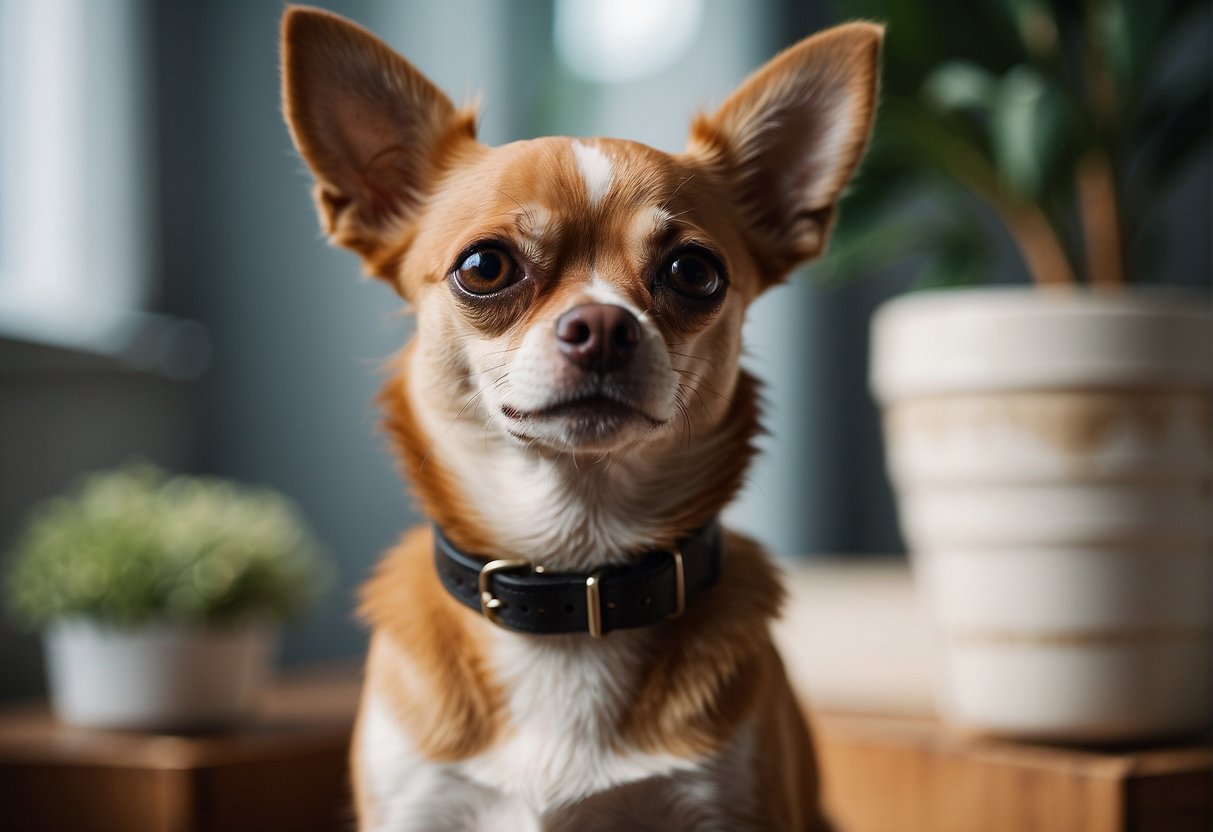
left=496, top=395, right=669, bottom=454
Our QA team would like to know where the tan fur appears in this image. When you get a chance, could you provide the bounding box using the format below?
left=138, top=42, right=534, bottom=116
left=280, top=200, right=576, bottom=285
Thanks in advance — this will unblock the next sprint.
left=359, top=528, right=506, bottom=761
left=281, top=6, right=880, bottom=829
left=617, top=533, right=786, bottom=757
left=376, top=346, right=496, bottom=553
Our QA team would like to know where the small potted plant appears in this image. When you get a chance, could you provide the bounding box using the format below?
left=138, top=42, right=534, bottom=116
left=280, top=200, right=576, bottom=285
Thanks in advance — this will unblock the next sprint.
left=829, top=0, right=1211, bottom=741
left=5, top=463, right=328, bottom=731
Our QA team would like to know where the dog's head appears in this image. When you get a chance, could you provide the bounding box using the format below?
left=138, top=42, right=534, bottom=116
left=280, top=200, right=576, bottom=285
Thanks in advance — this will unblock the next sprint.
left=282, top=7, right=879, bottom=461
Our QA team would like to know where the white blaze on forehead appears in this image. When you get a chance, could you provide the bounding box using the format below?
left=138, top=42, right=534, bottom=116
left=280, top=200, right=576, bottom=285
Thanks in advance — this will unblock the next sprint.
left=571, top=140, right=613, bottom=208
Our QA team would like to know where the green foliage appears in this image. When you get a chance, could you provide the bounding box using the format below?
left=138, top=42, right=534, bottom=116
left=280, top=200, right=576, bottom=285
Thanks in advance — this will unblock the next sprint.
left=6, top=464, right=329, bottom=627
left=823, top=0, right=1211, bottom=287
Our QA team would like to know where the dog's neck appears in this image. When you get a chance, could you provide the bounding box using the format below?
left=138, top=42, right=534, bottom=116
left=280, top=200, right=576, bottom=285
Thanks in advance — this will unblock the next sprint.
left=383, top=342, right=760, bottom=572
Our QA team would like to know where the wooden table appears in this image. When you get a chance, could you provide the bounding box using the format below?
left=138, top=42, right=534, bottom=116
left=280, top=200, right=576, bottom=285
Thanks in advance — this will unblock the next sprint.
left=0, top=669, right=358, bottom=832
left=772, top=560, right=1213, bottom=831
left=813, top=710, right=1212, bottom=832
left=1, top=666, right=1209, bottom=831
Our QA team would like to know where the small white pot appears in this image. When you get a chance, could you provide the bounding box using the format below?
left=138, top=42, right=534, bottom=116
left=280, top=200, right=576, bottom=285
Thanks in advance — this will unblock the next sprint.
left=871, top=287, right=1213, bottom=743
left=45, top=619, right=277, bottom=731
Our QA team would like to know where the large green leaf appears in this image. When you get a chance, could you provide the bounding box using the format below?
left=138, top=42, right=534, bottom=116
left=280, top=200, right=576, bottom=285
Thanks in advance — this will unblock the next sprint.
left=989, top=65, right=1072, bottom=199
left=994, top=0, right=1063, bottom=62
left=825, top=0, right=1208, bottom=287
left=833, top=0, right=1027, bottom=84
left=922, top=61, right=1000, bottom=115
left=815, top=172, right=999, bottom=289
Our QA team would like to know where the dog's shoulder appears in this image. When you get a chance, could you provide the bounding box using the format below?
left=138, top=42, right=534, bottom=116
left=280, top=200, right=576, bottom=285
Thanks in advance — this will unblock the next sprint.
left=360, top=526, right=506, bottom=761
left=619, top=530, right=787, bottom=758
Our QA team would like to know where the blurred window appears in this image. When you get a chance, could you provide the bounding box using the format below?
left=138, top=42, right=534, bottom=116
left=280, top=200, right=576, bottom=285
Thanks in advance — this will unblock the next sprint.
left=554, top=0, right=704, bottom=84
left=0, top=0, right=150, bottom=347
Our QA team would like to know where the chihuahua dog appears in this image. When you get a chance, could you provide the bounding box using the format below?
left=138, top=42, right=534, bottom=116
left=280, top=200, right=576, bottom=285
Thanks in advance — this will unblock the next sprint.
left=281, top=6, right=880, bottom=830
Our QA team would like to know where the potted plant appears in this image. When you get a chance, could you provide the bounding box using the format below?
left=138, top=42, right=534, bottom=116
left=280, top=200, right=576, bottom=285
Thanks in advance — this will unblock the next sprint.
left=5, top=463, right=328, bottom=731
left=832, top=0, right=1211, bottom=741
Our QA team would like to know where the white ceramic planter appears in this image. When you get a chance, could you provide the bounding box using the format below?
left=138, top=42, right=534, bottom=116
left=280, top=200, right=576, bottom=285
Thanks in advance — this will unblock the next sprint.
left=870, top=288, right=1213, bottom=743
left=45, top=619, right=277, bottom=731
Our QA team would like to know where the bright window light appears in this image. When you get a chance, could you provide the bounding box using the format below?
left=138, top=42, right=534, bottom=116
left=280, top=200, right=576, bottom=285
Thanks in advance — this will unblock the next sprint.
left=0, top=0, right=149, bottom=346
left=555, top=0, right=704, bottom=84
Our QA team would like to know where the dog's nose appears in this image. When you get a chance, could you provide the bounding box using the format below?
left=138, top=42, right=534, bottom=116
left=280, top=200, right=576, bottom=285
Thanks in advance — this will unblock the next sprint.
left=555, top=304, right=641, bottom=373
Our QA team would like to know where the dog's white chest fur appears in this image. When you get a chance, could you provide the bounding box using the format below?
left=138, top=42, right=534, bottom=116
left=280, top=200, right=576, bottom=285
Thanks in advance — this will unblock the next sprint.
left=359, top=631, right=759, bottom=831
left=464, top=631, right=692, bottom=807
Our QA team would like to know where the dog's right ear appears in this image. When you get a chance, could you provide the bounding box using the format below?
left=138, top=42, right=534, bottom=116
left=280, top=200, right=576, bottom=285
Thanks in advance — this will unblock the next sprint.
left=281, top=6, right=477, bottom=280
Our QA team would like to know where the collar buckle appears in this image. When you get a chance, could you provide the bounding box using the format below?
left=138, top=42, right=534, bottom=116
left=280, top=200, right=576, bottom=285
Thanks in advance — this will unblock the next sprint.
left=586, top=546, right=683, bottom=639
left=478, top=558, right=532, bottom=627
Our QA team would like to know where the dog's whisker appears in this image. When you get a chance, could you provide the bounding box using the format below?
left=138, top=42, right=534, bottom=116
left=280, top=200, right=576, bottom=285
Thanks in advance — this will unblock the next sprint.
left=677, top=401, right=693, bottom=449
left=420, top=392, right=486, bottom=471
left=668, top=350, right=712, bottom=363
left=421, top=372, right=511, bottom=471
left=664, top=208, right=695, bottom=226
left=677, top=381, right=714, bottom=417
left=496, top=188, right=529, bottom=216
left=457, top=361, right=516, bottom=392
left=659, top=174, right=696, bottom=213
left=668, top=392, right=693, bottom=450
left=478, top=346, right=521, bottom=362
left=443, top=361, right=512, bottom=411
left=670, top=368, right=733, bottom=405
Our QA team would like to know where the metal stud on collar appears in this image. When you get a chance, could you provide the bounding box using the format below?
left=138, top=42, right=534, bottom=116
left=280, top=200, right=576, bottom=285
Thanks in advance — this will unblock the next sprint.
left=668, top=546, right=686, bottom=620
left=585, top=570, right=606, bottom=639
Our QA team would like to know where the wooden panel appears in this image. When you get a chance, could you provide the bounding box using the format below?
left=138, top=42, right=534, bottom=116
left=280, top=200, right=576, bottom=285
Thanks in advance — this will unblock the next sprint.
left=1126, top=770, right=1213, bottom=831
left=0, top=765, right=191, bottom=832
left=813, top=711, right=1212, bottom=832
left=193, top=748, right=352, bottom=832
left=0, top=667, right=357, bottom=832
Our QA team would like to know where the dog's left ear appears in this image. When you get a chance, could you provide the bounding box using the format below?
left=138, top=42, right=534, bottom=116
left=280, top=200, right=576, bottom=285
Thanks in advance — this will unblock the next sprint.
left=688, top=23, right=883, bottom=281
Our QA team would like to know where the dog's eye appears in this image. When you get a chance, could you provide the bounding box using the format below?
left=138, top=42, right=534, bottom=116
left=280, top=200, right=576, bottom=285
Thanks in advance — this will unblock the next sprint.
left=663, top=250, right=724, bottom=300
left=453, top=247, right=519, bottom=295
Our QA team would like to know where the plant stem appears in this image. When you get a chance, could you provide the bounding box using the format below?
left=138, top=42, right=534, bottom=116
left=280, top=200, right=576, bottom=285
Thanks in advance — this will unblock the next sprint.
left=890, top=106, right=1077, bottom=285
left=1076, top=151, right=1125, bottom=287
left=1000, top=200, right=1076, bottom=286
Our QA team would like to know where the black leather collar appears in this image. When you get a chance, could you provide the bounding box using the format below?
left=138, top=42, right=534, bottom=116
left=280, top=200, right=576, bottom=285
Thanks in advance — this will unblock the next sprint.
left=433, top=519, right=723, bottom=637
